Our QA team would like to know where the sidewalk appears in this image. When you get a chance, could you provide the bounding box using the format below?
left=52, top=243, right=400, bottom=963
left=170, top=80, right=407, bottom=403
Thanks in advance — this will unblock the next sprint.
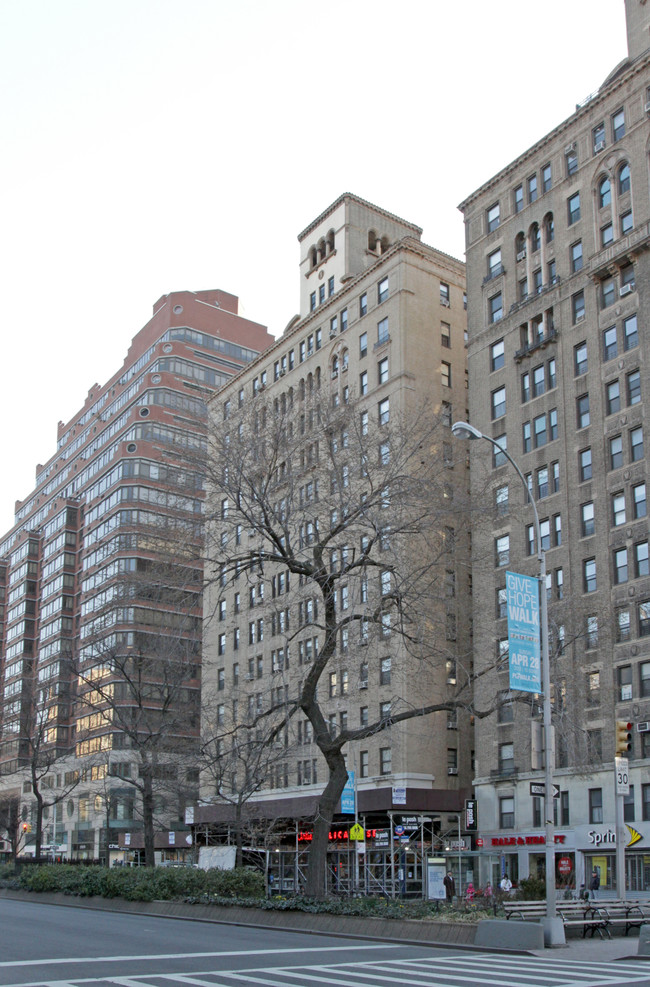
left=531, top=934, right=645, bottom=962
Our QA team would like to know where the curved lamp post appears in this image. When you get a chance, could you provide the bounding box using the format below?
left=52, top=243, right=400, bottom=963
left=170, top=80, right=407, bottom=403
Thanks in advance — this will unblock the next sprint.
left=452, top=421, right=563, bottom=941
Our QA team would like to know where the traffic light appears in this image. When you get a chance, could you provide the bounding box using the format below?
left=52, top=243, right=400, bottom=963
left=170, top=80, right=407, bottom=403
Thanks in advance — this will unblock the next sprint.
left=615, top=720, right=632, bottom=755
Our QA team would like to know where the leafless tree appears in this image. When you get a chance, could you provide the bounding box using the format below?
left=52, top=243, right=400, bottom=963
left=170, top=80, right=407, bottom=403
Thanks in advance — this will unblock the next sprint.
left=202, top=386, right=488, bottom=895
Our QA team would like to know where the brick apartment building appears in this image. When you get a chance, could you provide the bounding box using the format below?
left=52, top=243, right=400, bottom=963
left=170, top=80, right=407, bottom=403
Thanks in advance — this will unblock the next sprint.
left=459, top=0, right=650, bottom=893
left=0, top=289, right=272, bottom=861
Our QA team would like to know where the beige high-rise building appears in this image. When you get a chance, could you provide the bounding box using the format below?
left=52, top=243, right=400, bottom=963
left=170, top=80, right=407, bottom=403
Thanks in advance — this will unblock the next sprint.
left=197, top=194, right=472, bottom=894
left=459, top=0, right=650, bottom=894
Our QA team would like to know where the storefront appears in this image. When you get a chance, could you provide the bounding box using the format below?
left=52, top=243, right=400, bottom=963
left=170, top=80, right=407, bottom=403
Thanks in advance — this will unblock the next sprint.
left=476, top=830, right=575, bottom=891
left=575, top=823, right=650, bottom=894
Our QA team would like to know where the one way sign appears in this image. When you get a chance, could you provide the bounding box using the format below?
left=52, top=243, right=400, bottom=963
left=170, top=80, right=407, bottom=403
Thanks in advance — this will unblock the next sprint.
left=530, top=782, right=560, bottom=798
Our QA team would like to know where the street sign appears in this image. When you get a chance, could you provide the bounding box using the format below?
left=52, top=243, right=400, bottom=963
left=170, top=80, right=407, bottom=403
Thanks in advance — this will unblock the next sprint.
left=349, top=823, right=365, bottom=841
left=394, top=824, right=405, bottom=836
left=615, top=756, right=629, bottom=795
left=529, top=782, right=560, bottom=798
left=465, top=798, right=478, bottom=831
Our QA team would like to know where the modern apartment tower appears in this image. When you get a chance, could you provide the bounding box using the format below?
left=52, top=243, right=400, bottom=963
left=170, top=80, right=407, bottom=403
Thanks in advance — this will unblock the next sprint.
left=197, top=195, right=472, bottom=894
left=459, top=0, right=650, bottom=893
left=0, top=289, right=272, bottom=860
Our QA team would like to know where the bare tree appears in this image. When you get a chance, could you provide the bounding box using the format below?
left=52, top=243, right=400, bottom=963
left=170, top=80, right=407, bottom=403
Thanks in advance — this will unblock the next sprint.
left=202, top=387, right=482, bottom=895
left=0, top=792, right=24, bottom=863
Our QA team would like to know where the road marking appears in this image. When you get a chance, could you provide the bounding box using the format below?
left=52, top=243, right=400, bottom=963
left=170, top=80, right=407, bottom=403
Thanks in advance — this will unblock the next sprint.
left=0, top=945, right=399, bottom=971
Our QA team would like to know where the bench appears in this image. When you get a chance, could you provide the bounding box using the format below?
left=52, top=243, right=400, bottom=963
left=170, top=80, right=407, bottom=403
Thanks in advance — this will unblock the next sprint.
left=504, top=898, right=650, bottom=939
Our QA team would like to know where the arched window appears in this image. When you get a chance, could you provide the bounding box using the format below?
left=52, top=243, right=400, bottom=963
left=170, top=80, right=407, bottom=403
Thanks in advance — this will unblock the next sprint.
left=315, top=366, right=321, bottom=389
left=598, top=176, right=611, bottom=208
left=341, top=348, right=349, bottom=371
left=331, top=356, right=339, bottom=379
left=310, top=247, right=318, bottom=269
left=327, top=229, right=335, bottom=253
left=515, top=232, right=526, bottom=259
left=368, top=230, right=378, bottom=253
left=299, top=378, right=306, bottom=400
left=544, top=213, right=554, bottom=244
left=318, top=239, right=326, bottom=262
left=618, top=162, right=631, bottom=195
left=381, top=235, right=390, bottom=253
left=530, top=223, right=541, bottom=253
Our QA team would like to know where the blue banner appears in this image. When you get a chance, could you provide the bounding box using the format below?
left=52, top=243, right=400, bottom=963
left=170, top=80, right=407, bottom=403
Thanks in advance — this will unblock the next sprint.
left=341, top=771, right=355, bottom=814
left=506, top=570, right=541, bottom=693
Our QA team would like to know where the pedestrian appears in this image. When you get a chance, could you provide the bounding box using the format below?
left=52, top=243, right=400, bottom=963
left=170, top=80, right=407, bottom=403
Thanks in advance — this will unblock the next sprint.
left=589, top=868, right=600, bottom=900
left=484, top=881, right=493, bottom=898
left=443, top=870, right=456, bottom=902
left=500, top=873, right=512, bottom=893
left=466, top=881, right=475, bottom=902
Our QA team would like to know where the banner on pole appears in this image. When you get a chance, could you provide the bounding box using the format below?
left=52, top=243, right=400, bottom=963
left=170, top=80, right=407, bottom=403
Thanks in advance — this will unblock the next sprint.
left=506, top=571, right=541, bottom=693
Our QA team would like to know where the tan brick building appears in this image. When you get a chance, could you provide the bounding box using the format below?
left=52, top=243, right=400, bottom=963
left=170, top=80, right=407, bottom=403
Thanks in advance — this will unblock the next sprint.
left=459, top=0, right=650, bottom=893
left=198, top=195, right=473, bottom=894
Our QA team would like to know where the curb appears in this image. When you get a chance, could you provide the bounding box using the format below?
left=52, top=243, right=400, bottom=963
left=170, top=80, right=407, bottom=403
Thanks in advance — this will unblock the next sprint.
left=0, top=889, right=488, bottom=949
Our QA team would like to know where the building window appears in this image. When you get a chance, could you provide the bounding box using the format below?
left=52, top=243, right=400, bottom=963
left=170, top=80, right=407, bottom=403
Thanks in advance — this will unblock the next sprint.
left=378, top=277, right=389, bottom=304
left=360, top=292, right=367, bottom=316
left=584, top=558, right=597, bottom=593
left=378, top=398, right=390, bottom=425
left=441, top=321, right=451, bottom=348
left=612, top=492, right=626, bottom=526
left=359, top=371, right=368, bottom=396
left=487, top=202, right=500, bottom=232
left=618, top=161, right=631, bottom=195
left=359, top=751, right=369, bottom=778
left=568, top=192, right=581, bottom=225
left=616, top=608, right=631, bottom=642
left=621, top=210, right=633, bottom=235
left=527, top=174, right=538, bottom=203
left=439, top=282, right=450, bottom=306
left=378, top=358, right=389, bottom=385
left=641, top=661, right=650, bottom=697
left=499, top=796, right=514, bottom=829
left=634, top=483, right=647, bottom=519
left=640, top=602, right=650, bottom=638
left=635, top=541, right=649, bottom=578
left=572, top=290, right=585, bottom=323
left=493, top=434, right=507, bottom=468
left=491, top=386, right=506, bottom=420
left=574, top=342, right=588, bottom=376
left=603, top=326, right=617, bottom=361
left=490, top=339, right=505, bottom=372
left=614, top=547, right=628, bottom=584
left=542, top=163, right=552, bottom=193
left=606, top=379, right=621, bottom=416
left=496, top=485, right=509, bottom=516
left=488, top=248, right=502, bottom=279
left=379, top=748, right=392, bottom=775
left=601, top=277, right=615, bottom=308
left=496, top=534, right=510, bottom=567
left=523, top=421, right=531, bottom=453
left=618, top=664, right=633, bottom=701
left=610, top=435, right=623, bottom=470
left=612, top=108, right=625, bottom=141
left=570, top=240, right=583, bottom=273
left=514, top=184, right=523, bottom=212
left=579, top=448, right=592, bottom=481
left=630, top=426, right=644, bottom=462
left=627, top=370, right=641, bottom=406
left=359, top=331, right=368, bottom=359
left=586, top=615, right=599, bottom=649
left=593, top=122, right=606, bottom=153
left=566, top=149, right=578, bottom=176
left=576, top=394, right=590, bottom=429
left=599, top=176, right=611, bottom=208
left=624, top=314, right=638, bottom=350
left=581, top=502, right=595, bottom=537
left=589, top=788, right=603, bottom=824
left=489, top=292, right=503, bottom=324
left=377, top=317, right=389, bottom=345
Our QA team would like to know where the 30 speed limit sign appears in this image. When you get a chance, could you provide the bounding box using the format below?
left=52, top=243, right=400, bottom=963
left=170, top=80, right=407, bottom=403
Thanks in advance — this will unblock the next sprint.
left=615, top=756, right=629, bottom=795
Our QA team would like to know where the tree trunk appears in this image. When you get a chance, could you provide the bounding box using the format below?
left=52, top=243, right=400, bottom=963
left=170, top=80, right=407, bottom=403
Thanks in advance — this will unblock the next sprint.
left=34, top=794, right=44, bottom=863
left=141, top=768, right=156, bottom=867
left=304, top=749, right=348, bottom=897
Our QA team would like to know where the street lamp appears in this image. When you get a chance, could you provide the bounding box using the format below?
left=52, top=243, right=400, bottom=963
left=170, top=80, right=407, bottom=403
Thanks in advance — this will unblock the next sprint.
left=452, top=421, right=563, bottom=943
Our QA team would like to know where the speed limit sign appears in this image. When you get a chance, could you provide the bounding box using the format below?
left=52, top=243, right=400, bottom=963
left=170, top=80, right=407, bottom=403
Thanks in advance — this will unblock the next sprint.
left=615, top=756, right=629, bottom=795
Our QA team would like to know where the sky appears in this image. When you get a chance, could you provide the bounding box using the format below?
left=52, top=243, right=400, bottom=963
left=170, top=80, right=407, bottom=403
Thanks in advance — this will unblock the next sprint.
left=0, top=0, right=628, bottom=532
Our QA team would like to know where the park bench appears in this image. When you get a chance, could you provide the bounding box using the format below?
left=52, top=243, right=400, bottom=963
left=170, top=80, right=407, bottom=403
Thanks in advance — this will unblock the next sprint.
left=504, top=897, right=650, bottom=939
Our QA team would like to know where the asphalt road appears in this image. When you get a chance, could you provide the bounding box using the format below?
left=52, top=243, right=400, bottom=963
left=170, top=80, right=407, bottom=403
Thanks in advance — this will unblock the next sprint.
left=1, top=899, right=649, bottom=987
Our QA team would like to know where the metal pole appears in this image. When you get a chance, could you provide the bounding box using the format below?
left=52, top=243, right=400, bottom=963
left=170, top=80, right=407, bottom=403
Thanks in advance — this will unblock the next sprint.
left=451, top=422, right=557, bottom=924
left=457, top=814, right=462, bottom=899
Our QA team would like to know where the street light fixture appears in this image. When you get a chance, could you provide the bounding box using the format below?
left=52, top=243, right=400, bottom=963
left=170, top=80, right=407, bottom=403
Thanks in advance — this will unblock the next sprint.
left=451, top=421, right=563, bottom=944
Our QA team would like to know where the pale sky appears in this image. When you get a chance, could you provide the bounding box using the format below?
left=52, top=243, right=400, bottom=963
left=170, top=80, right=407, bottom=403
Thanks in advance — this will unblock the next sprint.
left=0, top=0, right=627, bottom=532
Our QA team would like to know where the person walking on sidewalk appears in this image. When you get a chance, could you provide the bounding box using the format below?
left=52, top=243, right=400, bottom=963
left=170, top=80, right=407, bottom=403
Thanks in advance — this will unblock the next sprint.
left=590, top=868, right=600, bottom=900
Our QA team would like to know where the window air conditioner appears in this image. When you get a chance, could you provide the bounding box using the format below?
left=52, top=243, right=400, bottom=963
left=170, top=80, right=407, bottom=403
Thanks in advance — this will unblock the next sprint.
left=565, top=142, right=576, bottom=154
left=637, top=721, right=650, bottom=733
left=516, top=250, right=526, bottom=262
left=595, top=140, right=606, bottom=153
left=620, top=284, right=634, bottom=296
left=441, top=298, right=450, bottom=308
left=447, top=767, right=458, bottom=775
left=359, top=681, right=368, bottom=689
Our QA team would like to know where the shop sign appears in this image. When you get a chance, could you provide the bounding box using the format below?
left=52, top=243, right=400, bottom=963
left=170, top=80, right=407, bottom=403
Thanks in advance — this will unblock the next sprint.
left=374, top=829, right=390, bottom=848
left=465, top=799, right=478, bottom=831
left=491, top=833, right=566, bottom=846
left=588, top=828, right=616, bottom=847
left=558, top=856, right=572, bottom=875
left=168, top=832, right=176, bottom=845
left=402, top=816, right=421, bottom=829
left=392, top=787, right=407, bottom=805
left=297, top=828, right=378, bottom=843
left=476, top=838, right=484, bottom=847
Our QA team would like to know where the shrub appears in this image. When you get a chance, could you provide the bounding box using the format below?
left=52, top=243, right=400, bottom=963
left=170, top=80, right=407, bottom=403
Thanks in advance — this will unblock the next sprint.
left=516, top=876, right=546, bottom=901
